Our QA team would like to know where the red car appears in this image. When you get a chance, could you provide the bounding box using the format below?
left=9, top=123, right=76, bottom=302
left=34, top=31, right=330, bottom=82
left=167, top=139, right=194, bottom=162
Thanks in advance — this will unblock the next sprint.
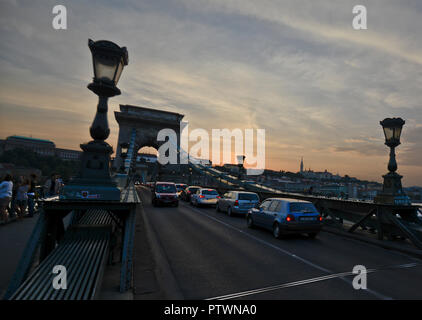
left=152, top=182, right=179, bottom=207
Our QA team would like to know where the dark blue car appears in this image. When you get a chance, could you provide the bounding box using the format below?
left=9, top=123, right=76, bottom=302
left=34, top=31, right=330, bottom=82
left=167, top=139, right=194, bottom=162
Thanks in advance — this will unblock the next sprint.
left=246, top=198, right=323, bottom=239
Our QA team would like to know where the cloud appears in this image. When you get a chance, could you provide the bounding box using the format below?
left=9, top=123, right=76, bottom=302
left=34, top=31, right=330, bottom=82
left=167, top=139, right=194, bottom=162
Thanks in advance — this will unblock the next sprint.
left=0, top=0, right=421, bottom=185
left=401, top=125, right=422, bottom=167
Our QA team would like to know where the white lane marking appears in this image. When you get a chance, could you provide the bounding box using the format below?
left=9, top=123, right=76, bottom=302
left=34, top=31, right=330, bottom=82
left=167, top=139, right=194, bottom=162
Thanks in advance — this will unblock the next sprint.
left=184, top=203, right=393, bottom=300
left=206, top=262, right=419, bottom=300
left=207, top=271, right=367, bottom=300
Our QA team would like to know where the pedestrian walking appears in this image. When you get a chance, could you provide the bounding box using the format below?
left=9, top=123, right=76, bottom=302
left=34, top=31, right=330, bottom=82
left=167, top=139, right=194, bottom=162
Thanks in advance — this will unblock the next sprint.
left=0, top=174, right=13, bottom=223
left=16, top=177, right=29, bottom=218
left=56, top=175, right=64, bottom=195
left=27, top=174, right=37, bottom=217
left=8, top=176, right=19, bottom=219
left=44, top=173, right=59, bottom=197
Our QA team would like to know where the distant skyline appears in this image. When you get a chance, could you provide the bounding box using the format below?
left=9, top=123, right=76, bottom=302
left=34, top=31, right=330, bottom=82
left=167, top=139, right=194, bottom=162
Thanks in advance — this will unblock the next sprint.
left=0, top=0, right=421, bottom=186
left=0, top=132, right=414, bottom=187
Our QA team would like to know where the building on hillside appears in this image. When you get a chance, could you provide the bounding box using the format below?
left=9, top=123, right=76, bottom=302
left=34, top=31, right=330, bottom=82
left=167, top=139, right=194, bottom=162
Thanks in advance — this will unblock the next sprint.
left=2, top=135, right=55, bottom=156
left=299, top=158, right=341, bottom=181
left=0, top=135, right=81, bottom=161
left=348, top=183, right=358, bottom=199
left=55, top=148, right=82, bottom=161
left=317, top=184, right=348, bottom=197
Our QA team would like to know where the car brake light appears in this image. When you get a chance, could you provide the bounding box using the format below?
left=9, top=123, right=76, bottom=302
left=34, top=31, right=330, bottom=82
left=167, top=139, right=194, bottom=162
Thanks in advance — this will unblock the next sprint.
left=217, top=196, right=221, bottom=199
left=286, top=214, right=295, bottom=222
left=199, top=195, right=205, bottom=198
left=234, top=200, right=239, bottom=206
left=318, top=216, right=323, bottom=222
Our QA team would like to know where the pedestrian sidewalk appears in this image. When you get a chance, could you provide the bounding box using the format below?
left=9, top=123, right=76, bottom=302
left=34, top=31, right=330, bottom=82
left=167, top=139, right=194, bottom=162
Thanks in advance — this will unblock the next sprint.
left=0, top=215, right=38, bottom=298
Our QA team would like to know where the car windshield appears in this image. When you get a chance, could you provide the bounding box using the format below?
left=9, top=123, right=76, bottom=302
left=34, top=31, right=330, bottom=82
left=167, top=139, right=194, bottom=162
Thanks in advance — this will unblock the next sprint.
left=289, top=202, right=316, bottom=213
left=238, top=193, right=259, bottom=201
left=155, top=184, right=177, bottom=193
left=202, top=190, right=218, bottom=195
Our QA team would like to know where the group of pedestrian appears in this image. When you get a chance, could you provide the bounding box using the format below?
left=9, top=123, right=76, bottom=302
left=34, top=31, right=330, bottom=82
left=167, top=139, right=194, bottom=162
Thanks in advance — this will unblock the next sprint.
left=0, top=173, right=38, bottom=223
left=0, top=173, right=66, bottom=224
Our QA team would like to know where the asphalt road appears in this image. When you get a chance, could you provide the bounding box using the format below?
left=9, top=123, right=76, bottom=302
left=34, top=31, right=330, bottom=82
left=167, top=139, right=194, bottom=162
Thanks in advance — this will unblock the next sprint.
left=138, top=187, right=422, bottom=300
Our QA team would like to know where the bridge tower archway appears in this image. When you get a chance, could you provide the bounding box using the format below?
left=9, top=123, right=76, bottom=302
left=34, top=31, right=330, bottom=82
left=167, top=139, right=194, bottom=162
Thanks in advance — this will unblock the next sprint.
left=113, top=104, right=185, bottom=175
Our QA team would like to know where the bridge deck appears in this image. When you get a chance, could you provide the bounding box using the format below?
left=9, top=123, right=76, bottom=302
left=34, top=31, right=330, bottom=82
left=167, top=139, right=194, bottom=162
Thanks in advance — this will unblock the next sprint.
left=137, top=187, right=422, bottom=299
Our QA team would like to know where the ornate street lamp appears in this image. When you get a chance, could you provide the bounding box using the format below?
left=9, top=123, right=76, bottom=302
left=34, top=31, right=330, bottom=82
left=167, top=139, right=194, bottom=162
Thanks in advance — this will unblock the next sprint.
left=88, top=39, right=128, bottom=97
left=237, top=155, right=245, bottom=179
left=375, top=117, right=410, bottom=205
left=120, top=142, right=129, bottom=157
left=61, top=39, right=129, bottom=201
left=119, top=142, right=129, bottom=173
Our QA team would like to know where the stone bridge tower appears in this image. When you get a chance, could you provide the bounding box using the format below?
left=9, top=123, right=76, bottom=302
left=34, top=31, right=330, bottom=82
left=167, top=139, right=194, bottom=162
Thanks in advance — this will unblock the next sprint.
left=113, top=104, right=184, bottom=174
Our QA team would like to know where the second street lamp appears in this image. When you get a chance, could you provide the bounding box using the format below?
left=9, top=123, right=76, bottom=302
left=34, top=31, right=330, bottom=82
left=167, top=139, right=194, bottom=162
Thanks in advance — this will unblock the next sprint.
left=375, top=117, right=410, bottom=205
left=62, top=39, right=129, bottom=201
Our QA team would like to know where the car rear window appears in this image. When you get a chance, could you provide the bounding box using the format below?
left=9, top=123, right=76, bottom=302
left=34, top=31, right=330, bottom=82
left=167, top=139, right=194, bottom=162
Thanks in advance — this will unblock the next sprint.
left=188, top=187, right=200, bottom=193
left=289, top=202, right=316, bottom=213
left=238, top=193, right=259, bottom=201
left=176, top=185, right=187, bottom=190
left=155, top=184, right=177, bottom=193
left=202, top=189, right=219, bottom=195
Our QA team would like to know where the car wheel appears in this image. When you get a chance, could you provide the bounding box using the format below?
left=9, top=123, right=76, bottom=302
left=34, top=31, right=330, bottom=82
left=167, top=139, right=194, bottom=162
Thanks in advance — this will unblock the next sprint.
left=216, top=203, right=221, bottom=212
left=174, top=201, right=179, bottom=207
left=273, top=223, right=282, bottom=239
left=308, top=232, right=318, bottom=239
left=227, top=207, right=232, bottom=217
left=247, top=216, right=255, bottom=229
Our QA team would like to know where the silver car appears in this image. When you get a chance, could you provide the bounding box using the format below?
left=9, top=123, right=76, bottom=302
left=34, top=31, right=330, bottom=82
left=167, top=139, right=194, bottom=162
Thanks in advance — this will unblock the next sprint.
left=191, top=188, right=220, bottom=207
left=216, top=191, right=260, bottom=216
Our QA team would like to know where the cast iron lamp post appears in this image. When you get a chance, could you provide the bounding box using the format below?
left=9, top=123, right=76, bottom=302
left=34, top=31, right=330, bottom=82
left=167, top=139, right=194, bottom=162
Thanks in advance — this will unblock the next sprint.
left=119, top=142, right=129, bottom=173
left=61, top=39, right=128, bottom=200
left=237, top=155, right=245, bottom=180
left=374, top=117, right=410, bottom=205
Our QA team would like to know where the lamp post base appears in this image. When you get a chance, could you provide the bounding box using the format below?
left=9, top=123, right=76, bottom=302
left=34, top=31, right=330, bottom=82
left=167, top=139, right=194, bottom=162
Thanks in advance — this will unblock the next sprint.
left=374, top=172, right=411, bottom=205
left=60, top=140, right=121, bottom=201
left=61, top=183, right=121, bottom=201
left=374, top=194, right=411, bottom=206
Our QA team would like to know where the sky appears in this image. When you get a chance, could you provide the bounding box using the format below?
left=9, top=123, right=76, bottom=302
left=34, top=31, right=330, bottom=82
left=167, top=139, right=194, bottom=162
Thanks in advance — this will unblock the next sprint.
left=0, top=0, right=421, bottom=186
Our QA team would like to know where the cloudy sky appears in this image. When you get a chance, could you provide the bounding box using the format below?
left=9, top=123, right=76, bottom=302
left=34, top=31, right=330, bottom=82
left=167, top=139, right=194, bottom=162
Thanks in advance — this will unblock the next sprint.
left=0, top=0, right=421, bottom=186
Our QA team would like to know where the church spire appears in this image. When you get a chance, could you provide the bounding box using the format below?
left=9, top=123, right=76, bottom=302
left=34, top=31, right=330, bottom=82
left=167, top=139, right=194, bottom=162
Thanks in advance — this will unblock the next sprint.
left=300, top=157, right=304, bottom=173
